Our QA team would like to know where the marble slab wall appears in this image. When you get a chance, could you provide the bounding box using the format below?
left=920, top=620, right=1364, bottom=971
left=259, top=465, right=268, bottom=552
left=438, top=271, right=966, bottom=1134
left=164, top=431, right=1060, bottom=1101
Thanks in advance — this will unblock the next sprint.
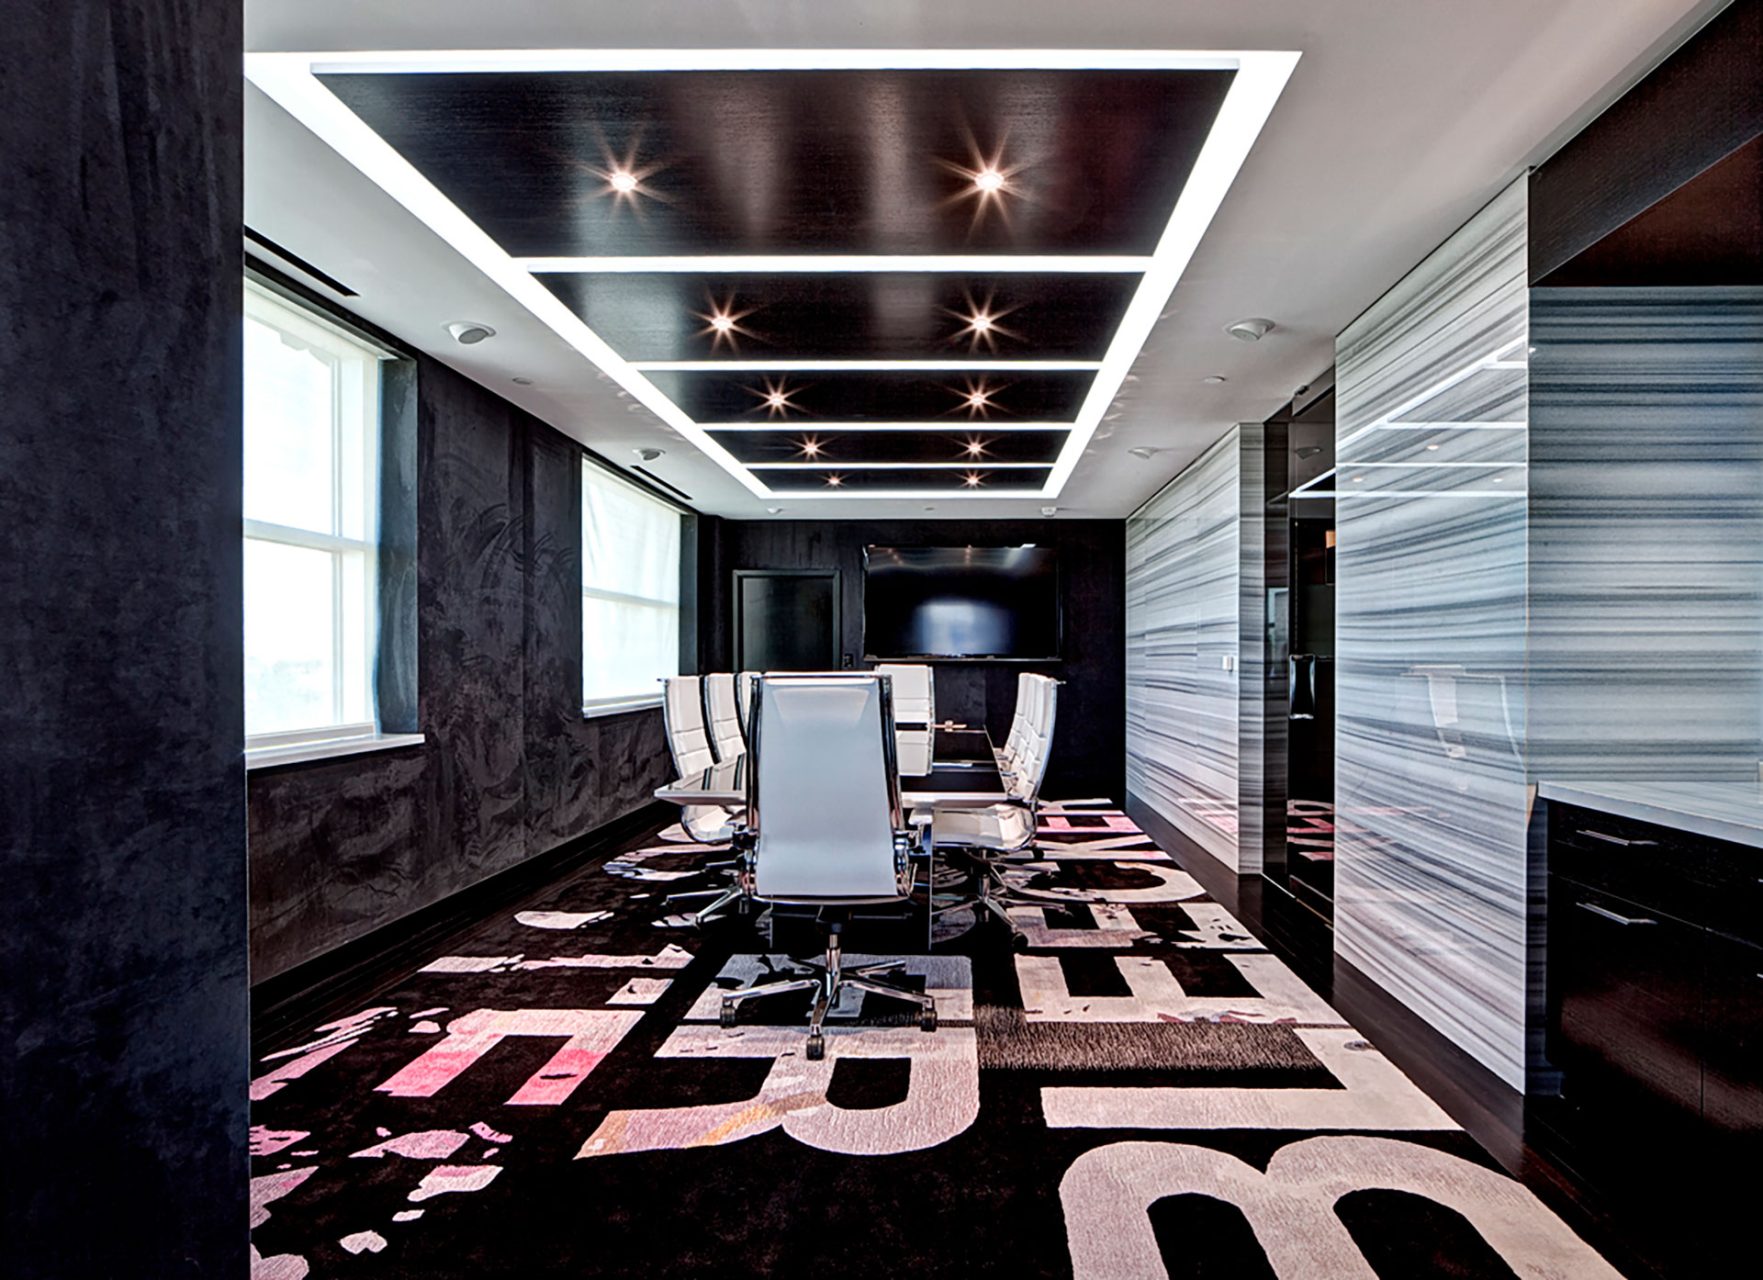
left=1126, top=426, right=1264, bottom=870
left=1529, top=286, right=1763, bottom=779
left=1334, top=177, right=1533, bottom=1090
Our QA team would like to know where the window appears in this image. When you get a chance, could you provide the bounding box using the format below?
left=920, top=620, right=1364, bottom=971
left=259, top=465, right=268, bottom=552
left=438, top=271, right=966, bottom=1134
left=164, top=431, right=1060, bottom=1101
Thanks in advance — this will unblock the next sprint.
left=582, top=462, right=681, bottom=711
left=243, top=281, right=385, bottom=745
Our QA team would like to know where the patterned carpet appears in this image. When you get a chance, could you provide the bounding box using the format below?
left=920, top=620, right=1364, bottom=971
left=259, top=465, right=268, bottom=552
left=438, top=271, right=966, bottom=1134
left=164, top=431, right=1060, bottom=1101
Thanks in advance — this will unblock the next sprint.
left=248, top=802, right=1622, bottom=1278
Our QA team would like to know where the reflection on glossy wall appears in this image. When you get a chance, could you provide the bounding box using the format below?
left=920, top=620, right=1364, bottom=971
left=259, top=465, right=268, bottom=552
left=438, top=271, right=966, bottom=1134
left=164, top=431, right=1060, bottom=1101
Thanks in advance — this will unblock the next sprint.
left=1334, top=177, right=1532, bottom=1090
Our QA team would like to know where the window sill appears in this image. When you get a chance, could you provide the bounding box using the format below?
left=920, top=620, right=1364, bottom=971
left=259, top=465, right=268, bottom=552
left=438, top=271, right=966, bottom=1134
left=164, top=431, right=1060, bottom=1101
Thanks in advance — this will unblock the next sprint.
left=245, top=731, right=426, bottom=771
left=582, top=696, right=664, bottom=721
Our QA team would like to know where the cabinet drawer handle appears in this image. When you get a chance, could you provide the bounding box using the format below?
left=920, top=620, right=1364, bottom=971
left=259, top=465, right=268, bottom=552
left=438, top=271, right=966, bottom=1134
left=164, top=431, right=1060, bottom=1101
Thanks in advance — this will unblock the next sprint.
left=1575, top=829, right=1657, bottom=848
left=1575, top=901, right=1657, bottom=927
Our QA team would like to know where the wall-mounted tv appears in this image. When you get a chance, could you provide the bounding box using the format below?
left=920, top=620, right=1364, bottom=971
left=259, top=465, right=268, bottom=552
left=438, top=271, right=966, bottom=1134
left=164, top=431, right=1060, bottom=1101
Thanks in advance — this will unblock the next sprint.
left=863, top=545, right=1061, bottom=661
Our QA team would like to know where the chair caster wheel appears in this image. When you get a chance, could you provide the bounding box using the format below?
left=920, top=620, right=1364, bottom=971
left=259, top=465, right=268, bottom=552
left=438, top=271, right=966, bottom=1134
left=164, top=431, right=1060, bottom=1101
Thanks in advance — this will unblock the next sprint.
left=720, top=1001, right=737, bottom=1028
left=806, top=1033, right=825, bottom=1061
left=920, top=1008, right=938, bottom=1033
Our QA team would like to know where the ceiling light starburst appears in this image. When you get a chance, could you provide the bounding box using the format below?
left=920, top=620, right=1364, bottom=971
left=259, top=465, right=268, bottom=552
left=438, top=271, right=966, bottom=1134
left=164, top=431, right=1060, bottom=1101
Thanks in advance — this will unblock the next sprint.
left=946, top=288, right=1021, bottom=353
left=937, top=133, right=1029, bottom=231
left=693, top=294, right=758, bottom=352
left=746, top=376, right=801, bottom=419
left=951, top=377, right=1004, bottom=419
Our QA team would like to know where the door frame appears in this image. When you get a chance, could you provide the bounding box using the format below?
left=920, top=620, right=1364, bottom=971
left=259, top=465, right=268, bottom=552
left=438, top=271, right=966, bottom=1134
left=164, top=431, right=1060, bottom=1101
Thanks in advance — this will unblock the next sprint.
left=731, top=569, right=842, bottom=672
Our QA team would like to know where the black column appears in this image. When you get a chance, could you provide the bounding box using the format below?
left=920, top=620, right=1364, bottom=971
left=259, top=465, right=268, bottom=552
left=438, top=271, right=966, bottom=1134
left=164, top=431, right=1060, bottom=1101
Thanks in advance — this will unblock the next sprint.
left=0, top=2, right=247, bottom=1276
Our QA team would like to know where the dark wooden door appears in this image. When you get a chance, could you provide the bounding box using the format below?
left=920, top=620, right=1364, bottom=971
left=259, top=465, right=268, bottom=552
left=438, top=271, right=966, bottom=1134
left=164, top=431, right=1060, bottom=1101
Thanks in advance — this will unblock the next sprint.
left=733, top=570, right=840, bottom=672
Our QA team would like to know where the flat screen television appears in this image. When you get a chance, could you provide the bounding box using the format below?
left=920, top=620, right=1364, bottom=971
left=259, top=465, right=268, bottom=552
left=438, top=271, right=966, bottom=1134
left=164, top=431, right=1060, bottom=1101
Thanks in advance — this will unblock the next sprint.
left=863, top=545, right=1060, bottom=660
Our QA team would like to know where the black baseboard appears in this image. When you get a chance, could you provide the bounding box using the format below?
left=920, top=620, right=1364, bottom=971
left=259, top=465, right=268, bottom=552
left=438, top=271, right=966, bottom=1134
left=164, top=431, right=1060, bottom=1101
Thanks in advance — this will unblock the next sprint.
left=1329, top=956, right=1526, bottom=1170
left=251, top=801, right=673, bottom=1052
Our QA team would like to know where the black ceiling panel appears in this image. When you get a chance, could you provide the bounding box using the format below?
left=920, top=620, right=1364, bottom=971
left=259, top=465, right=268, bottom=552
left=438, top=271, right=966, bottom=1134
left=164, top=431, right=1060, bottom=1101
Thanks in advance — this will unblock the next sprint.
left=760, top=466, right=1052, bottom=492
left=537, top=272, right=1139, bottom=361
left=648, top=369, right=1091, bottom=422
left=319, top=68, right=1234, bottom=256
left=709, top=428, right=1067, bottom=466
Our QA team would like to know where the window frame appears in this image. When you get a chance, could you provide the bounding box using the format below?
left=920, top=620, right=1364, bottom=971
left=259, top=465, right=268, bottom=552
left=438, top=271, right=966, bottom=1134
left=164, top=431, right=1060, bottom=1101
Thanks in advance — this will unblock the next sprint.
left=242, top=278, right=394, bottom=750
left=580, top=459, right=686, bottom=716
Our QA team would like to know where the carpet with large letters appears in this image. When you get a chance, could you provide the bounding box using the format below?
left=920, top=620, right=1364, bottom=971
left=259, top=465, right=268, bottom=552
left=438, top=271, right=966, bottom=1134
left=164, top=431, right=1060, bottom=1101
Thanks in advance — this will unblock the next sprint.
left=248, top=801, right=1625, bottom=1278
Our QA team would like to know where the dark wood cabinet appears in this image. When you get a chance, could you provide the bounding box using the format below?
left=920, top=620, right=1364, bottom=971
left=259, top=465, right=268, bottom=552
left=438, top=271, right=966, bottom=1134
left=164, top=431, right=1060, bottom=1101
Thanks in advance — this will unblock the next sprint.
left=1541, top=802, right=1763, bottom=1274
left=1701, top=931, right=1763, bottom=1145
left=1548, top=879, right=1704, bottom=1129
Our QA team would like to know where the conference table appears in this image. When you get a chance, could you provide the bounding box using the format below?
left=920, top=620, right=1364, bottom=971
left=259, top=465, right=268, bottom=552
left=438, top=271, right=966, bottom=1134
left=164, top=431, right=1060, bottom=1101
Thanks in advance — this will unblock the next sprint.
left=655, top=725, right=1010, bottom=810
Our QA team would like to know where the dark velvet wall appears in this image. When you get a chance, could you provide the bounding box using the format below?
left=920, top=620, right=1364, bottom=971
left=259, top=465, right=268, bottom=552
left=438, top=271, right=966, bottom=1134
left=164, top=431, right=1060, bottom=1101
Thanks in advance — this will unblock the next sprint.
left=0, top=2, right=248, bottom=1276
left=247, top=354, right=670, bottom=983
left=701, top=518, right=1126, bottom=800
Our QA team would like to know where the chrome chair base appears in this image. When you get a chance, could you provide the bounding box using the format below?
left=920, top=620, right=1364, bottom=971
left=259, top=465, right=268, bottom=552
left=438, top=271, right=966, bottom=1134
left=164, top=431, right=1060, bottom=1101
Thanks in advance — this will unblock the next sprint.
left=719, top=926, right=937, bottom=1060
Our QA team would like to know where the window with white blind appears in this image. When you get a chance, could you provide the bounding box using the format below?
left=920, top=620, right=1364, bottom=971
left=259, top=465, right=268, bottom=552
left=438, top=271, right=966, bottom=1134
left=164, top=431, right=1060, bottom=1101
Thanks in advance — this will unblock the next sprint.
left=242, top=281, right=386, bottom=747
left=582, top=462, right=681, bottom=712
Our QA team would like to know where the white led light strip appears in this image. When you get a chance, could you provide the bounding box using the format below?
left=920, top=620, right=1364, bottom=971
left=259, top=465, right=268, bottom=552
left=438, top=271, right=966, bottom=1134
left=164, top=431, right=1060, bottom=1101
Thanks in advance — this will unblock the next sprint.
left=245, top=48, right=1299, bottom=501
left=747, top=461, right=1049, bottom=470
left=632, top=359, right=1103, bottom=372
left=522, top=255, right=1151, bottom=274
left=700, top=421, right=1071, bottom=433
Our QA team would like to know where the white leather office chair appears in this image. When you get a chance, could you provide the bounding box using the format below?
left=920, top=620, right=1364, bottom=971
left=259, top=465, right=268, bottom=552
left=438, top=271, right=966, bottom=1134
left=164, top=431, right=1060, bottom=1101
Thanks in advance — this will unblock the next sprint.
left=933, top=676, right=1058, bottom=942
left=874, top=662, right=934, bottom=727
left=999, top=671, right=1036, bottom=775
left=703, top=672, right=745, bottom=762
left=736, top=671, right=758, bottom=736
left=662, top=675, right=739, bottom=845
left=717, top=674, right=938, bottom=1059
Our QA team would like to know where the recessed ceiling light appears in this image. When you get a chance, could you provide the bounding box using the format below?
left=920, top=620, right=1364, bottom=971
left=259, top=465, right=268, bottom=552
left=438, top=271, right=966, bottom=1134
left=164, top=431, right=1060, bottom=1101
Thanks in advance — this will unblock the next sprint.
left=963, top=438, right=988, bottom=458
left=973, top=167, right=1005, bottom=193
left=709, top=313, right=734, bottom=333
left=751, top=377, right=798, bottom=418
left=962, top=471, right=985, bottom=488
left=923, top=506, right=935, bottom=512
left=1351, top=474, right=1365, bottom=483
left=512, top=376, right=534, bottom=385
left=1225, top=317, right=1275, bottom=342
left=446, top=321, right=496, bottom=345
left=1425, top=443, right=1441, bottom=451
left=825, top=474, right=844, bottom=488
left=766, top=506, right=783, bottom=514
left=609, top=169, right=639, bottom=194
left=1202, top=375, right=1228, bottom=384
left=633, top=446, right=665, bottom=462
left=799, top=436, right=822, bottom=458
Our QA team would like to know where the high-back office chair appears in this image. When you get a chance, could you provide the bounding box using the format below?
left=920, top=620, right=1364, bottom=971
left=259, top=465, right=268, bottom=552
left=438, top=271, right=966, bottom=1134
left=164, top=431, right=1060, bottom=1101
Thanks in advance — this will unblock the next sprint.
left=717, top=674, right=938, bottom=1060
left=736, top=671, right=758, bottom=736
left=873, top=662, right=935, bottom=727
left=1000, top=671, right=1037, bottom=775
left=703, top=672, right=746, bottom=762
left=662, top=675, right=739, bottom=845
left=933, top=676, right=1059, bottom=942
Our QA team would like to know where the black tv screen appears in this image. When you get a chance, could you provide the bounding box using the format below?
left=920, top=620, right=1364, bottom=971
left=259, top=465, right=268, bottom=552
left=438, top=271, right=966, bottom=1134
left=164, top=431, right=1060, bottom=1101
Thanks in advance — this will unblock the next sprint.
left=863, top=546, right=1060, bottom=660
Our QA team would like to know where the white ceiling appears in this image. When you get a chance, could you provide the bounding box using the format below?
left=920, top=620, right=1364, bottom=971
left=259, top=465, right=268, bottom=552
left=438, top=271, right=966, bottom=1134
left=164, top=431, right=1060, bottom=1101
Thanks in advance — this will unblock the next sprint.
left=244, top=0, right=1725, bottom=520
